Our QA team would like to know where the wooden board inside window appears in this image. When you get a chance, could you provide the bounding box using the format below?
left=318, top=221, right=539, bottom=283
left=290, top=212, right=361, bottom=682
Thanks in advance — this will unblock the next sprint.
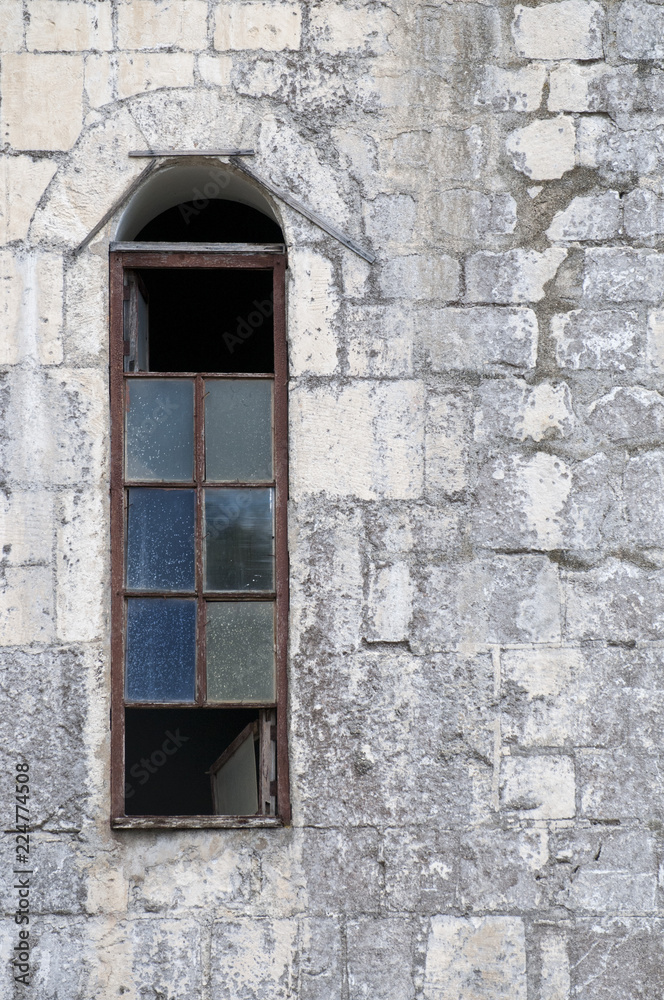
left=109, top=246, right=289, bottom=829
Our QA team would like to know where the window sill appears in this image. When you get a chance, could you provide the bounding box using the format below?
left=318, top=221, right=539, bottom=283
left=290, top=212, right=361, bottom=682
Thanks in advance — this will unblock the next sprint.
left=112, top=815, right=284, bottom=830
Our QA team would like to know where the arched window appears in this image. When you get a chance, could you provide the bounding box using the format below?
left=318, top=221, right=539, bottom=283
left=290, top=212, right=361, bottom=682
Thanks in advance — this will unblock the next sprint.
left=109, top=181, right=289, bottom=829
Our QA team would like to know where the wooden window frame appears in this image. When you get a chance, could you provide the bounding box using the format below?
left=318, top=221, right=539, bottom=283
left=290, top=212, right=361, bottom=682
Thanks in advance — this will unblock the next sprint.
left=109, top=243, right=290, bottom=829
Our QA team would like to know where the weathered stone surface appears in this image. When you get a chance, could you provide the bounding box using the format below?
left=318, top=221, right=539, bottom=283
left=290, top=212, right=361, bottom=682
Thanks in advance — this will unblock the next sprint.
left=583, top=248, right=664, bottom=303
left=211, top=918, right=297, bottom=999
left=27, top=1, right=113, bottom=52
left=569, top=919, right=664, bottom=1000
left=345, top=304, right=414, bottom=377
left=564, top=560, right=664, bottom=641
left=425, top=390, right=472, bottom=496
left=0, top=0, right=24, bottom=50
left=290, top=381, right=424, bottom=500
left=1, top=54, right=83, bottom=151
left=476, top=65, right=545, bottom=112
left=421, top=306, right=538, bottom=371
left=382, top=828, right=458, bottom=913
left=513, top=0, right=604, bottom=60
left=365, top=560, right=413, bottom=642
left=466, top=249, right=567, bottom=303
left=578, top=750, right=664, bottom=822
left=587, top=386, right=664, bottom=445
left=549, top=828, right=657, bottom=913
left=347, top=917, right=417, bottom=1000
left=547, top=192, right=621, bottom=242
left=84, top=52, right=114, bottom=107
left=0, top=156, right=57, bottom=245
left=424, top=916, right=527, bottom=1000
left=117, top=0, right=207, bottom=50
left=309, top=4, right=398, bottom=56
left=432, top=189, right=517, bottom=239
left=458, top=828, right=548, bottom=911
left=0, top=489, right=53, bottom=566
left=624, top=188, right=664, bottom=237
left=215, top=2, right=302, bottom=51
left=0, top=251, right=63, bottom=364
left=116, top=52, right=195, bottom=98
left=617, top=0, right=664, bottom=60
left=288, top=249, right=339, bottom=376
left=56, top=489, right=106, bottom=643
left=506, top=118, right=576, bottom=180
left=474, top=379, right=575, bottom=444
left=550, top=309, right=644, bottom=371
left=548, top=63, right=608, bottom=113
left=301, top=828, right=380, bottom=915
left=378, top=253, right=460, bottom=302
left=500, top=755, right=575, bottom=820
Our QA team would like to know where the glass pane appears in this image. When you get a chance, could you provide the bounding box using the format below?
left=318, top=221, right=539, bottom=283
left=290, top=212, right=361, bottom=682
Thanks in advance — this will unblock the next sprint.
left=126, top=598, right=196, bottom=702
left=206, top=602, right=275, bottom=702
left=126, top=489, right=195, bottom=591
left=204, top=488, right=274, bottom=591
left=205, top=380, right=272, bottom=482
left=125, top=379, right=194, bottom=481
left=210, top=724, right=259, bottom=815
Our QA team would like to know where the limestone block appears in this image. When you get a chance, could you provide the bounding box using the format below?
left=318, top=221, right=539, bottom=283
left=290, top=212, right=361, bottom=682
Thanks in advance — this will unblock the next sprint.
left=210, top=918, right=297, bottom=999
left=347, top=917, right=416, bottom=999
left=0, top=252, right=63, bottom=364
left=474, top=379, right=574, bottom=444
left=547, top=192, right=622, bottom=242
left=63, top=251, right=108, bottom=363
left=0, top=155, right=57, bottom=244
left=476, top=64, right=546, bottom=112
left=617, top=0, right=664, bottom=60
left=550, top=309, right=643, bottom=371
left=0, top=490, right=53, bottom=565
left=290, top=381, right=424, bottom=500
left=26, top=1, right=113, bottom=51
left=588, top=386, right=664, bottom=445
left=578, top=750, right=664, bottom=821
left=422, top=306, right=538, bottom=370
left=624, top=188, right=664, bottom=238
left=56, top=490, right=106, bottom=643
left=0, top=649, right=88, bottom=827
left=298, top=918, right=343, bottom=1000
left=345, top=305, right=413, bottom=377
left=382, top=828, right=458, bottom=914
left=425, top=391, right=472, bottom=495
left=506, top=117, right=576, bottom=180
left=0, top=566, right=54, bottom=645
left=309, top=4, right=397, bottom=55
left=424, top=916, right=526, bottom=1000
left=465, top=248, right=567, bottom=304
left=117, top=0, right=208, bottom=50
left=363, top=193, right=417, bottom=246
left=0, top=836, right=86, bottom=914
left=513, top=0, right=604, bottom=59
left=15, top=918, right=89, bottom=996
left=378, top=253, right=460, bottom=302
left=198, top=53, right=232, bottom=87
left=576, top=115, right=661, bottom=180
left=288, top=249, right=338, bottom=376
left=538, top=931, right=570, bottom=1000
left=1, top=54, right=83, bottom=151
left=548, top=63, right=608, bottom=112
left=648, top=308, right=664, bottom=371
left=435, top=5, right=502, bottom=60
left=214, top=2, right=302, bottom=51
left=365, top=561, right=413, bottom=642
left=458, top=828, right=548, bottom=911
left=85, top=53, right=114, bottom=108
left=500, top=755, right=575, bottom=819
left=432, top=189, right=516, bottom=239
left=301, top=828, right=380, bottom=915
left=568, top=918, right=664, bottom=1000
left=1, top=368, right=106, bottom=486
left=384, top=126, right=487, bottom=186
left=117, top=53, right=195, bottom=99
left=0, top=0, right=24, bottom=50
left=555, top=862, right=656, bottom=914
left=364, top=505, right=462, bottom=562
left=563, top=559, right=664, bottom=641
left=583, top=248, right=664, bottom=303
left=415, top=555, right=561, bottom=648
left=623, top=451, right=664, bottom=548
left=128, top=918, right=205, bottom=997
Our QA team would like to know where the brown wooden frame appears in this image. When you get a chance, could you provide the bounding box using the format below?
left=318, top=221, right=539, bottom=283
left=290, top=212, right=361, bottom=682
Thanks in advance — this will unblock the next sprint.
left=109, top=244, right=290, bottom=829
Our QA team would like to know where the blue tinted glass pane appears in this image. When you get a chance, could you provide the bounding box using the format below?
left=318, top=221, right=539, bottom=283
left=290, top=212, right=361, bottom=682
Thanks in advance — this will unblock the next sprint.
left=205, top=380, right=272, bottom=482
left=206, top=602, right=275, bottom=702
left=126, top=489, right=195, bottom=591
left=125, top=379, right=194, bottom=481
left=126, top=598, right=196, bottom=702
left=204, top=488, right=274, bottom=591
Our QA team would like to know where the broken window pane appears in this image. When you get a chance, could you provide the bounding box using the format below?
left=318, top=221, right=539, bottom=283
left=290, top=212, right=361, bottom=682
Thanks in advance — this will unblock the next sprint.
left=208, top=721, right=259, bottom=815
left=125, top=379, right=194, bottom=482
left=206, top=602, right=275, bottom=702
left=204, top=488, right=274, bottom=591
left=126, top=598, right=196, bottom=702
left=126, top=488, right=195, bottom=591
left=204, top=380, right=272, bottom=482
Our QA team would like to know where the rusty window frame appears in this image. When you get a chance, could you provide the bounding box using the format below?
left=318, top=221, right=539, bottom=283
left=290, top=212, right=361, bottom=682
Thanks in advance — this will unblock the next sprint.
left=109, top=245, right=290, bottom=829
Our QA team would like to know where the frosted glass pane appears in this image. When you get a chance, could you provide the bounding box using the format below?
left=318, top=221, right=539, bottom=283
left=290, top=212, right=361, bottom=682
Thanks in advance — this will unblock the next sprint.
left=126, top=489, right=195, bottom=591
left=205, top=380, right=272, bottom=482
left=125, top=379, right=194, bottom=481
left=126, top=598, right=196, bottom=702
left=204, top=488, right=274, bottom=591
left=206, top=602, right=275, bottom=702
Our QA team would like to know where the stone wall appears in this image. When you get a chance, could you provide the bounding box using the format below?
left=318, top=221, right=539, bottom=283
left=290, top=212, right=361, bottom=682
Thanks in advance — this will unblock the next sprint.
left=1, top=0, right=664, bottom=996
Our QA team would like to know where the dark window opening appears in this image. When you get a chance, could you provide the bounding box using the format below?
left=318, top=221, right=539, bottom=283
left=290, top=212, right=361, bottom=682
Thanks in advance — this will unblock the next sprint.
left=135, top=199, right=283, bottom=244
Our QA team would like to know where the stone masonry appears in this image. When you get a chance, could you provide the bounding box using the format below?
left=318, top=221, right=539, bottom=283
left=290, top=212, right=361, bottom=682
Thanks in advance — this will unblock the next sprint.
left=1, top=0, right=664, bottom=997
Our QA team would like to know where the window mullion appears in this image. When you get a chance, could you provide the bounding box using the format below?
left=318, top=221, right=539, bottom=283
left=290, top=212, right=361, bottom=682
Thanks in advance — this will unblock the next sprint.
left=195, top=373, right=206, bottom=706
